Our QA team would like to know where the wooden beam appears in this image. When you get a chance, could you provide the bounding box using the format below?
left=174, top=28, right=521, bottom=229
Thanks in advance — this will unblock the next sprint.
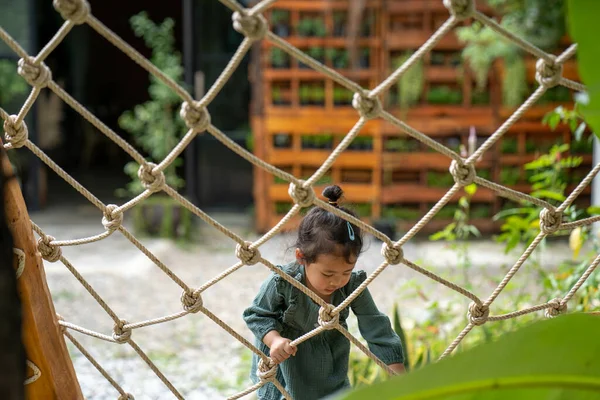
left=2, top=144, right=83, bottom=399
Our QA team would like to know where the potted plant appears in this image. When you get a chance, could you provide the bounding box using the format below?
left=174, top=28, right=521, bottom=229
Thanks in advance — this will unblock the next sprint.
left=313, top=17, right=327, bottom=37
left=334, top=50, right=349, bottom=69
left=0, top=59, right=28, bottom=109
left=311, top=85, right=325, bottom=106
left=333, top=12, right=346, bottom=37
left=342, top=87, right=354, bottom=105
left=272, top=86, right=283, bottom=105
left=297, top=17, right=314, bottom=37
left=393, top=51, right=424, bottom=111
left=299, top=85, right=311, bottom=105
left=270, top=47, right=289, bottom=69
left=0, top=58, right=29, bottom=177
left=359, top=48, right=370, bottom=69
left=333, top=87, right=345, bottom=106
left=325, top=48, right=337, bottom=66
left=302, top=135, right=315, bottom=149
left=117, top=12, right=192, bottom=240
left=361, top=14, right=374, bottom=37
left=501, top=137, right=518, bottom=154
left=471, top=90, right=489, bottom=105
left=426, top=86, right=462, bottom=104
left=271, top=9, right=290, bottom=37
left=430, top=52, right=446, bottom=66
left=500, top=167, right=520, bottom=185
left=349, top=136, right=373, bottom=151
left=384, top=137, right=419, bottom=152
left=273, top=133, right=291, bottom=148
left=308, top=47, right=325, bottom=64
left=313, top=133, right=333, bottom=149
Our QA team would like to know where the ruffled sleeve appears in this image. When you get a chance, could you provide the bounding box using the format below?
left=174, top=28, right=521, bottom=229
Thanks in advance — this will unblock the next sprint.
left=243, top=271, right=287, bottom=342
left=348, top=271, right=405, bottom=365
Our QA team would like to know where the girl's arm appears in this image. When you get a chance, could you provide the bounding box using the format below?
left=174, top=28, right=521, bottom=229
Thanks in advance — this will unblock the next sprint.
left=350, top=283, right=405, bottom=368
left=243, top=275, right=297, bottom=363
left=243, top=274, right=285, bottom=343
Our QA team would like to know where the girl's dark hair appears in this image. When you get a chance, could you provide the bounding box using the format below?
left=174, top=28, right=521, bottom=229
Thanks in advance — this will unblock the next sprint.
left=294, top=185, right=364, bottom=264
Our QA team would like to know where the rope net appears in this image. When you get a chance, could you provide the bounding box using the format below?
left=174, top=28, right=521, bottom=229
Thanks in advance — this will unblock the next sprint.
left=0, top=0, right=597, bottom=398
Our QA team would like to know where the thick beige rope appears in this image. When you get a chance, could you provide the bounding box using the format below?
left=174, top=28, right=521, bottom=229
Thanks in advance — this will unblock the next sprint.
left=1, top=0, right=599, bottom=397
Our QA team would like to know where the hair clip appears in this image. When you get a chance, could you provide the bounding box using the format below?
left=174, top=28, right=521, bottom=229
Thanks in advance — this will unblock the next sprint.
left=347, top=221, right=355, bottom=241
left=328, top=200, right=338, bottom=207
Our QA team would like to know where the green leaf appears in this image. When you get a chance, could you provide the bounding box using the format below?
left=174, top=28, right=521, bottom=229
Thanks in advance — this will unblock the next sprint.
left=464, top=183, right=477, bottom=196
left=392, top=304, right=410, bottom=371
left=568, top=0, right=600, bottom=140
left=575, top=122, right=587, bottom=141
left=492, top=208, right=533, bottom=221
left=545, top=111, right=561, bottom=130
left=587, top=206, right=600, bottom=215
left=332, top=314, right=600, bottom=400
left=531, top=189, right=566, bottom=202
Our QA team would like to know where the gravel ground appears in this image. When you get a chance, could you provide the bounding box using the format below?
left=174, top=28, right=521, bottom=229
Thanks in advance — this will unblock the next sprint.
left=29, top=204, right=577, bottom=399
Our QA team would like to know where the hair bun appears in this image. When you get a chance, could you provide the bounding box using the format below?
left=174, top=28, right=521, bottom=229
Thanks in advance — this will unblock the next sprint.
left=322, top=185, right=343, bottom=204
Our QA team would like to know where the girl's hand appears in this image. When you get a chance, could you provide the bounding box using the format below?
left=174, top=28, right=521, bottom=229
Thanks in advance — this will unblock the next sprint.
left=388, top=363, right=406, bottom=375
left=269, top=336, right=297, bottom=364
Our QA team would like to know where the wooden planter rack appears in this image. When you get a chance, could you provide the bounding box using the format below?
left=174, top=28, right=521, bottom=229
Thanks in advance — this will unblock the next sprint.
left=250, top=0, right=591, bottom=234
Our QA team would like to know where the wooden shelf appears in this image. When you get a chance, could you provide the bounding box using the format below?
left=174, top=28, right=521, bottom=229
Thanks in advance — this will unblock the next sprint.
left=270, top=183, right=377, bottom=203
left=425, top=65, right=461, bottom=82
left=381, top=106, right=496, bottom=135
left=268, top=150, right=378, bottom=169
left=397, top=218, right=500, bottom=235
left=271, top=0, right=382, bottom=11
left=387, top=32, right=462, bottom=51
left=265, top=109, right=380, bottom=132
left=264, top=68, right=377, bottom=80
left=385, top=0, right=495, bottom=14
left=264, top=37, right=381, bottom=48
left=381, top=184, right=497, bottom=203
left=251, top=1, right=587, bottom=234
left=382, top=152, right=493, bottom=170
left=499, top=154, right=593, bottom=166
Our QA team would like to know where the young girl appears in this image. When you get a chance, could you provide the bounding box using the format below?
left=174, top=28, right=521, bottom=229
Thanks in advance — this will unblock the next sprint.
left=243, top=185, right=405, bottom=400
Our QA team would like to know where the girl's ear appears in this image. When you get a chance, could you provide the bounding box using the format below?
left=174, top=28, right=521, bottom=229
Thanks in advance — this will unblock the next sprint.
left=295, top=248, right=305, bottom=264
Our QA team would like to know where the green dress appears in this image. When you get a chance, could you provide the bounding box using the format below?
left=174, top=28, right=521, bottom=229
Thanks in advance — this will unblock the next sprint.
left=243, top=262, right=404, bottom=400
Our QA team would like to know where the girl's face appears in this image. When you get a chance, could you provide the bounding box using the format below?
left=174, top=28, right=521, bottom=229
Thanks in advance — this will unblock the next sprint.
left=296, top=248, right=356, bottom=299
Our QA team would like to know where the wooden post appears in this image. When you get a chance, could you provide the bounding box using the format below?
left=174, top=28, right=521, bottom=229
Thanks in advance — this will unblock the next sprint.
left=2, top=145, right=83, bottom=399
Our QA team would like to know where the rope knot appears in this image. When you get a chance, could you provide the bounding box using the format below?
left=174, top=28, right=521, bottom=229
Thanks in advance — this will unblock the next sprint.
left=180, top=101, right=211, bottom=132
left=535, top=56, right=563, bottom=88
left=236, top=241, right=261, bottom=265
left=257, top=358, right=277, bottom=382
left=137, top=162, right=165, bottom=193
left=443, top=0, right=474, bottom=19
left=467, top=302, right=489, bottom=326
left=18, top=57, right=52, bottom=88
left=352, top=93, right=382, bottom=119
left=288, top=181, right=315, bottom=208
left=232, top=12, right=267, bottom=41
left=102, top=204, right=123, bottom=232
left=449, top=159, right=476, bottom=186
left=545, top=298, right=567, bottom=318
left=318, top=304, right=339, bottom=330
left=37, top=235, right=61, bottom=262
left=112, top=320, right=132, bottom=343
left=539, top=208, right=562, bottom=234
left=381, top=242, right=404, bottom=265
left=118, top=394, right=135, bottom=400
left=181, top=290, right=203, bottom=313
left=3, top=115, right=28, bottom=149
left=53, top=0, right=90, bottom=24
